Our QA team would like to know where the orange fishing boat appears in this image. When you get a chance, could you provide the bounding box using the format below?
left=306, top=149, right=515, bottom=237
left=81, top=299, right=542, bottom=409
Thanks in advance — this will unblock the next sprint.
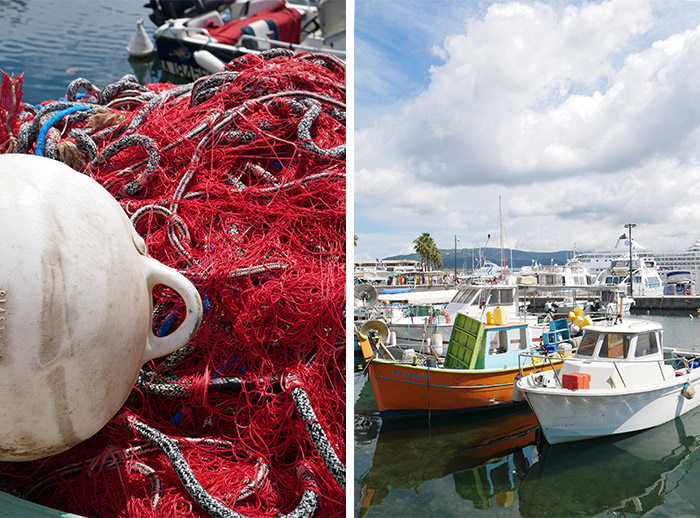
left=360, top=313, right=567, bottom=419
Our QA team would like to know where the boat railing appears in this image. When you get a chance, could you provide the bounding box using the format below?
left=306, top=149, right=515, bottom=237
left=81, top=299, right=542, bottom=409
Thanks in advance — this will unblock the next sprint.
left=237, top=34, right=347, bottom=58
left=168, top=20, right=347, bottom=59
left=517, top=350, right=570, bottom=386
left=518, top=349, right=700, bottom=389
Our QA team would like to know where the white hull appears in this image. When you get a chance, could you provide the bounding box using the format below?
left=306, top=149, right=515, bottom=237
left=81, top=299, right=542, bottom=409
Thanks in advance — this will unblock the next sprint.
left=522, top=372, right=700, bottom=444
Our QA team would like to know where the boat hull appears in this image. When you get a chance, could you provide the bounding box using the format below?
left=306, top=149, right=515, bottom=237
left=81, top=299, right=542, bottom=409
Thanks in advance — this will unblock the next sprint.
left=520, top=373, right=700, bottom=444
left=368, top=359, right=554, bottom=419
left=155, top=34, right=241, bottom=80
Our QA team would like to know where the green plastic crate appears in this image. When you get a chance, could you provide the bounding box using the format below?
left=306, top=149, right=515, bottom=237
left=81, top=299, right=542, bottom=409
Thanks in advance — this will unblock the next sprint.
left=444, top=314, right=485, bottom=370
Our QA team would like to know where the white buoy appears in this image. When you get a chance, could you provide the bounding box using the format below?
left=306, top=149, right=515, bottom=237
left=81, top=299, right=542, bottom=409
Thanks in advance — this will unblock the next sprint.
left=0, top=154, right=202, bottom=461
left=431, top=332, right=444, bottom=357
left=389, top=330, right=396, bottom=347
left=194, top=50, right=226, bottom=74
left=127, top=19, right=154, bottom=58
left=512, top=380, right=524, bottom=402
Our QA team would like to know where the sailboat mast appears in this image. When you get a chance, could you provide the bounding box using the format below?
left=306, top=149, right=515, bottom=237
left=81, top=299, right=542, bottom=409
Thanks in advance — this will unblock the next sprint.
left=499, top=196, right=505, bottom=280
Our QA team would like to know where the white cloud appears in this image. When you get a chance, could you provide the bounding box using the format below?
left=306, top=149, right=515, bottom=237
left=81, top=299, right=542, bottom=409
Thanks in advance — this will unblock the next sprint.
left=355, top=0, right=700, bottom=261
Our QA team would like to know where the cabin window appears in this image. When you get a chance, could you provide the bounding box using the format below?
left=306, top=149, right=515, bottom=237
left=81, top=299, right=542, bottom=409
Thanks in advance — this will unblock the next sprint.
left=634, top=332, right=659, bottom=357
left=598, top=333, right=630, bottom=359
left=453, top=288, right=477, bottom=304
left=480, top=289, right=514, bottom=306
left=499, top=290, right=514, bottom=304
left=487, top=331, right=508, bottom=355
left=577, top=331, right=599, bottom=356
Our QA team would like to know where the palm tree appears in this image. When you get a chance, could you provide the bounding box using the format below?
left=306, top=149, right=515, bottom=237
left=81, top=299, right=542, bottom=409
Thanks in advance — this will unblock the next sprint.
left=431, top=244, right=443, bottom=269
left=425, top=243, right=443, bottom=271
left=413, top=233, right=430, bottom=270
left=414, top=232, right=441, bottom=271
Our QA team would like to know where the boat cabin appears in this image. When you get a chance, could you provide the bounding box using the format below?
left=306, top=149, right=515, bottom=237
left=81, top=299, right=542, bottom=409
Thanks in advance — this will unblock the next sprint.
left=443, top=285, right=520, bottom=319
left=561, top=319, right=675, bottom=389
left=444, top=314, right=531, bottom=370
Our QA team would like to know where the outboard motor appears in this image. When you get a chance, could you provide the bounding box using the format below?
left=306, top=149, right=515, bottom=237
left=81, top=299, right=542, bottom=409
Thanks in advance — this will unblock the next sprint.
left=144, top=0, right=235, bottom=26
left=585, top=299, right=602, bottom=313
left=544, top=301, right=559, bottom=319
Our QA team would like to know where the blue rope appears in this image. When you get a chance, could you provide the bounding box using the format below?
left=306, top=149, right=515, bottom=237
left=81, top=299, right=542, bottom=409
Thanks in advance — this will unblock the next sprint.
left=35, top=105, right=92, bottom=156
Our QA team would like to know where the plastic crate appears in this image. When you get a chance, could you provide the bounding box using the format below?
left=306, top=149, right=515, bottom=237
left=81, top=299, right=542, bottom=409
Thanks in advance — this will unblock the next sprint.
left=562, top=372, right=590, bottom=390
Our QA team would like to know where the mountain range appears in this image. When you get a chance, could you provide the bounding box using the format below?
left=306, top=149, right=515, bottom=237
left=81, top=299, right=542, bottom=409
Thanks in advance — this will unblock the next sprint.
left=382, top=247, right=577, bottom=271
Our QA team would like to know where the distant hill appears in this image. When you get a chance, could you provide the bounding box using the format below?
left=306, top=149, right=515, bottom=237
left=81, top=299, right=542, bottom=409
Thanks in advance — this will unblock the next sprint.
left=382, top=247, right=576, bottom=271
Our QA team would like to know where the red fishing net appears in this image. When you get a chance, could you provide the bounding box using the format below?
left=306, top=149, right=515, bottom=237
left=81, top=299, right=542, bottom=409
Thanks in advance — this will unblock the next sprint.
left=0, top=50, right=345, bottom=517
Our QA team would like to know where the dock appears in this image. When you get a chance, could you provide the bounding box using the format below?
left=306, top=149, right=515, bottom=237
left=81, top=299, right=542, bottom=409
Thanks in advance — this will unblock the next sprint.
left=630, top=296, right=700, bottom=311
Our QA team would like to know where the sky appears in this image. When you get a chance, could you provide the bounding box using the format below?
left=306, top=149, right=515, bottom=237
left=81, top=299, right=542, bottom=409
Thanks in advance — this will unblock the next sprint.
left=353, top=0, right=700, bottom=264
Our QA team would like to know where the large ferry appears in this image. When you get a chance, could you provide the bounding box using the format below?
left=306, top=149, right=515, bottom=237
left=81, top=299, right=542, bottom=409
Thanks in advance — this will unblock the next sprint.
left=575, top=235, right=700, bottom=282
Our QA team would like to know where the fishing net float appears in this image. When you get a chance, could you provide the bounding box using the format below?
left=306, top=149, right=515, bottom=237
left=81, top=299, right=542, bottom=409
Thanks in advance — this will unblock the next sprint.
left=0, top=48, right=345, bottom=518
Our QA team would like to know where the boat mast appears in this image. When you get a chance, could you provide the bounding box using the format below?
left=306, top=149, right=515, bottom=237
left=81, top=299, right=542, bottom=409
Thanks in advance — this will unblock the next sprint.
left=454, top=234, right=458, bottom=286
left=626, top=223, right=636, bottom=297
left=499, top=196, right=505, bottom=281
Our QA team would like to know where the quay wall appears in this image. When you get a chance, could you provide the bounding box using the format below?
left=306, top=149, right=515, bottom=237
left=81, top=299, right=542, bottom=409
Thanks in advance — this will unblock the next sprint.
left=630, top=296, right=700, bottom=311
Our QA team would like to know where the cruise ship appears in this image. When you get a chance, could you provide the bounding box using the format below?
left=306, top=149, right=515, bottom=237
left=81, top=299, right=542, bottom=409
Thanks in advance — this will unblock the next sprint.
left=574, top=234, right=700, bottom=281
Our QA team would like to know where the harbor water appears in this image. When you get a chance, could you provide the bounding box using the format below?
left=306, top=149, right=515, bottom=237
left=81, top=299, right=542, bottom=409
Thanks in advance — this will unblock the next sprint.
left=0, top=0, right=180, bottom=105
left=355, top=312, right=700, bottom=517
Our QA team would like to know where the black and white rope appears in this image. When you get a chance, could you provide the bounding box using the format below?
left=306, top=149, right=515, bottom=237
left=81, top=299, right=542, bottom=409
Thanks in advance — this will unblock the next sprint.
left=289, top=385, right=346, bottom=491
left=129, top=416, right=249, bottom=518
left=65, top=78, right=100, bottom=102
left=297, top=100, right=345, bottom=160
left=128, top=417, right=320, bottom=518
left=278, top=465, right=319, bottom=518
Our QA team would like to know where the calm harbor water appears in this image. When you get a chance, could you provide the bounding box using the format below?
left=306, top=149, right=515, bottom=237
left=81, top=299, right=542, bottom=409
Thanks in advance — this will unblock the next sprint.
left=355, top=313, right=700, bottom=517
left=0, top=0, right=180, bottom=105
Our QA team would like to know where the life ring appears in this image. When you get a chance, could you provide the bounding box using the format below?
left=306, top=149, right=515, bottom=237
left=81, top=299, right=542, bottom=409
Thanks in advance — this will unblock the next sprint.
left=684, top=289, right=691, bottom=296
left=441, top=311, right=451, bottom=324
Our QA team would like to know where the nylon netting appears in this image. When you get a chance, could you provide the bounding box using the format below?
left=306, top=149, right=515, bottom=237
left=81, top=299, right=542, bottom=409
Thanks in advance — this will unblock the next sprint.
left=0, top=50, right=345, bottom=518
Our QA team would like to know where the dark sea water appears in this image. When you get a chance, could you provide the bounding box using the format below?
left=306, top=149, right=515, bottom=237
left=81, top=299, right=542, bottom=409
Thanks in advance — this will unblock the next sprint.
left=355, top=313, right=700, bottom=517
left=0, top=0, right=177, bottom=105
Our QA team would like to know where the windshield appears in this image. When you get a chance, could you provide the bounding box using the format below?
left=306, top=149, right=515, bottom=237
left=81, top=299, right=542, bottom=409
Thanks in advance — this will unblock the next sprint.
left=576, top=331, right=599, bottom=356
left=598, top=333, right=630, bottom=359
left=634, top=332, right=659, bottom=357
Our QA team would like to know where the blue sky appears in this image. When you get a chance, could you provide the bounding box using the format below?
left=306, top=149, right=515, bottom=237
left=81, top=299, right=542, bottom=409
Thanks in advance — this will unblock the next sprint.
left=354, top=0, right=700, bottom=263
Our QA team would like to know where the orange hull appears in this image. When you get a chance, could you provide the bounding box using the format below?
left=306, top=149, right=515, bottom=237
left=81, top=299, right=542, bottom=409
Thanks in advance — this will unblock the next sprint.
left=368, top=359, right=556, bottom=418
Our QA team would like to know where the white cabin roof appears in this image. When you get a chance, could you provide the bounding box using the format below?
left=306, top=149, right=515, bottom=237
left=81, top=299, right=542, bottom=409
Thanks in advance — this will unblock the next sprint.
left=583, top=318, right=661, bottom=335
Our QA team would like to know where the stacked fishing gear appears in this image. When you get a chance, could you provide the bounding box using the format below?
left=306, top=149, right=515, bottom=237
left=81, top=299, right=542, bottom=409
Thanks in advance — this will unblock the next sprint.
left=0, top=49, right=345, bottom=517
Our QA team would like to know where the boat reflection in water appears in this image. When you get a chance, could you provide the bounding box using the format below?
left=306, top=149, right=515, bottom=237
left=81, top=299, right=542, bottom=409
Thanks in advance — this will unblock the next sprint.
left=519, top=407, right=700, bottom=517
left=356, top=406, right=540, bottom=516
left=356, top=396, right=700, bottom=517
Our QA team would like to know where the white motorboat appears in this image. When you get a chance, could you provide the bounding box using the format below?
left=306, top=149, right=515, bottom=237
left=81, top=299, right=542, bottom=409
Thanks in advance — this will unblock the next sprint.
left=515, top=318, right=700, bottom=444
left=517, top=259, right=590, bottom=287
left=594, top=256, right=664, bottom=297
left=663, top=269, right=697, bottom=296
left=147, top=0, right=345, bottom=79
